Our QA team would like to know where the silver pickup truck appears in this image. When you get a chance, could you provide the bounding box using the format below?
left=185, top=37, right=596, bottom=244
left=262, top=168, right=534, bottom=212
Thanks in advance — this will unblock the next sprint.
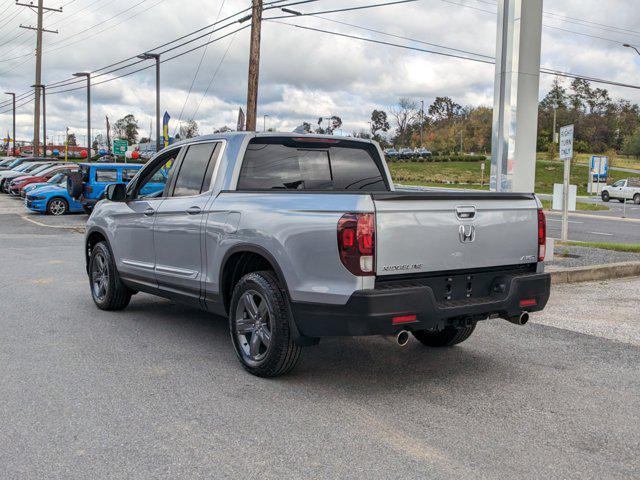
left=84, top=133, right=550, bottom=377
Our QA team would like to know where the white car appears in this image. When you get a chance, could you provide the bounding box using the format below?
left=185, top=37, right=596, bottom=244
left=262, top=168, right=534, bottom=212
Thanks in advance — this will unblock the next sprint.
left=601, top=178, right=640, bottom=204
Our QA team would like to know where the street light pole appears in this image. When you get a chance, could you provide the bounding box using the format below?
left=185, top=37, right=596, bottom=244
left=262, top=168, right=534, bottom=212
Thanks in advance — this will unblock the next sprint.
left=623, top=43, right=640, bottom=56
left=263, top=114, right=269, bottom=132
left=4, top=92, right=15, bottom=156
left=73, top=72, right=91, bottom=154
left=137, top=53, right=161, bottom=152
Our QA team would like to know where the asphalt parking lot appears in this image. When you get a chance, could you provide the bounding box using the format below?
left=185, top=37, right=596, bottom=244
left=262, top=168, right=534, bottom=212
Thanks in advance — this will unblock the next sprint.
left=0, top=202, right=639, bottom=479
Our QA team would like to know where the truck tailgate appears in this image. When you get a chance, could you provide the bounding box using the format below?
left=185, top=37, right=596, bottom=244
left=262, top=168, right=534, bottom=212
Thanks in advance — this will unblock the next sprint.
left=372, top=191, right=540, bottom=276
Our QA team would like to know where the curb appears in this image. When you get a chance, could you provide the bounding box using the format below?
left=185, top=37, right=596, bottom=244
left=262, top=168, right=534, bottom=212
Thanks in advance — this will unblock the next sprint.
left=549, top=261, right=640, bottom=284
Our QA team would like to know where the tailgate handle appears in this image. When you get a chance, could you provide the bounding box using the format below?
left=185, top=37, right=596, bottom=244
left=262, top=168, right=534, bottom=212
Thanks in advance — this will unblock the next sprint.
left=455, top=205, right=476, bottom=219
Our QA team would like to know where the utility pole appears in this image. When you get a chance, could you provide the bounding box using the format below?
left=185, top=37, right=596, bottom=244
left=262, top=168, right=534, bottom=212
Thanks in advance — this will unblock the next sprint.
left=73, top=72, right=91, bottom=153
left=4, top=92, right=16, bottom=156
left=420, top=100, right=424, bottom=147
left=32, top=84, right=46, bottom=157
left=18, top=1, right=61, bottom=156
left=245, top=0, right=263, bottom=132
left=137, top=53, right=161, bottom=151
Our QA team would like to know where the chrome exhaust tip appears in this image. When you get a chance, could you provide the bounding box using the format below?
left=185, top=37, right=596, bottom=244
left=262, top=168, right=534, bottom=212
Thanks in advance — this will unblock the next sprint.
left=505, top=312, right=529, bottom=325
left=396, top=330, right=410, bottom=346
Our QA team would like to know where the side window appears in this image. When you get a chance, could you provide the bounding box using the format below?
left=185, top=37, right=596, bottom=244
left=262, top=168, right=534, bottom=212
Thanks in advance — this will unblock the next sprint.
left=95, top=169, right=118, bottom=182
left=131, top=150, right=180, bottom=199
left=171, top=143, right=218, bottom=197
left=122, top=169, right=138, bottom=182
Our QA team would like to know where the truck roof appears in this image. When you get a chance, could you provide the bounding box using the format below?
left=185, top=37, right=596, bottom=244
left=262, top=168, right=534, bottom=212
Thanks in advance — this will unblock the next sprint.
left=167, top=131, right=375, bottom=149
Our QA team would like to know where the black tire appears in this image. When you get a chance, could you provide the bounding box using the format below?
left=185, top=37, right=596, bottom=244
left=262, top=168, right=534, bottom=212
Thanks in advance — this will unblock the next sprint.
left=46, top=197, right=68, bottom=216
left=412, top=323, right=477, bottom=347
left=67, top=172, right=84, bottom=198
left=229, top=271, right=301, bottom=377
left=634, top=194, right=640, bottom=205
left=88, top=241, right=132, bottom=311
left=601, top=191, right=610, bottom=202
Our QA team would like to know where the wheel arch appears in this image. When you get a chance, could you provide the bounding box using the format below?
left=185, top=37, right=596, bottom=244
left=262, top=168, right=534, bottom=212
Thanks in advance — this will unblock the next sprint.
left=219, top=244, right=290, bottom=315
left=85, top=227, right=111, bottom=274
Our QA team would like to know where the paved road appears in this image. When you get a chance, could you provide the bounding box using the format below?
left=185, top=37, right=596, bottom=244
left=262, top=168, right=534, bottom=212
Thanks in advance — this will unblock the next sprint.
left=0, top=211, right=638, bottom=479
left=545, top=211, right=640, bottom=244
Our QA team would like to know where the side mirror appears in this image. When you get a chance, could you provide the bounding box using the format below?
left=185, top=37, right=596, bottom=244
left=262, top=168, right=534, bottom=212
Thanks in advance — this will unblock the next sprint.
left=105, top=183, right=127, bottom=202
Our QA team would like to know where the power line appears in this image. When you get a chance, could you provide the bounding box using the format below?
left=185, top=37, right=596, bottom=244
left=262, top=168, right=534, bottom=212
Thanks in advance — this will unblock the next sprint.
left=175, top=0, right=228, bottom=130
left=271, top=20, right=640, bottom=91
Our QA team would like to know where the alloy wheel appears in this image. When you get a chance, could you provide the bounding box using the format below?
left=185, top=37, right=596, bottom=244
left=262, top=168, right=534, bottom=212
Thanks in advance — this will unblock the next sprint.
left=235, top=290, right=273, bottom=363
left=91, top=253, right=109, bottom=301
left=49, top=199, right=67, bottom=215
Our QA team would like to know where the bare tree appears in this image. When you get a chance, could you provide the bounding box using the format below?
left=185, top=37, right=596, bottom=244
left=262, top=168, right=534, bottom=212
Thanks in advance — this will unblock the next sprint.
left=391, top=98, right=418, bottom=146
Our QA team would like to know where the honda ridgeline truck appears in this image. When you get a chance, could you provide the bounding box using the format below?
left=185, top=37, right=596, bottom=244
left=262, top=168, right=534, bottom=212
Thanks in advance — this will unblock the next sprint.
left=85, top=133, right=551, bottom=377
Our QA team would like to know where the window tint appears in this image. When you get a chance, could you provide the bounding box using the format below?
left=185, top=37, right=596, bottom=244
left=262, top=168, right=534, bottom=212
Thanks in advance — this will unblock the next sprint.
left=122, top=169, right=139, bottom=181
left=172, top=143, right=217, bottom=197
left=95, top=169, right=118, bottom=182
left=237, top=138, right=387, bottom=191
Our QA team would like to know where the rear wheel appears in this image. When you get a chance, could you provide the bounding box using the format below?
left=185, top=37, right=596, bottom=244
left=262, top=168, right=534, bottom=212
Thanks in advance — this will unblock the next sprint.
left=634, top=194, right=640, bottom=205
left=46, top=197, right=68, bottom=216
left=89, top=241, right=132, bottom=311
left=412, top=323, right=477, bottom=347
left=229, top=271, right=301, bottom=377
left=601, top=191, right=610, bottom=202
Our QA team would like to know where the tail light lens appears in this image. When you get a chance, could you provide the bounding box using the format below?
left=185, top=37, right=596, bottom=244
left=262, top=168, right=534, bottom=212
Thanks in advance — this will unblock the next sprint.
left=337, top=213, right=375, bottom=276
left=537, top=209, right=546, bottom=262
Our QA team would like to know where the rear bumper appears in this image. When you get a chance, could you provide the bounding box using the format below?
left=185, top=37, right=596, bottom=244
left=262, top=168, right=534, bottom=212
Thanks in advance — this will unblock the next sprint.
left=291, top=272, right=550, bottom=337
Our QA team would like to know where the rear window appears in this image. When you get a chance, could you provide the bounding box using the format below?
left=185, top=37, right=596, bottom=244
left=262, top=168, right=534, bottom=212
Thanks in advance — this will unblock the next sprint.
left=237, top=138, right=387, bottom=191
left=122, top=169, right=139, bottom=181
left=95, top=169, right=118, bottom=182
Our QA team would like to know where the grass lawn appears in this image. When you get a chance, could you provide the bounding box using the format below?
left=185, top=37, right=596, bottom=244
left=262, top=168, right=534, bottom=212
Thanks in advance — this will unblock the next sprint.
left=388, top=159, right=628, bottom=196
left=556, top=241, right=640, bottom=254
left=536, top=152, right=640, bottom=171
left=539, top=198, right=608, bottom=212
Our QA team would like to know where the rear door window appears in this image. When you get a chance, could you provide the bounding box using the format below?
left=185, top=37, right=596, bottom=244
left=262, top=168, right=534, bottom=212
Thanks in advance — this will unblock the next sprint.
left=95, top=169, right=118, bottom=182
left=122, top=169, right=139, bottom=182
left=170, top=143, right=219, bottom=197
left=237, top=138, right=387, bottom=191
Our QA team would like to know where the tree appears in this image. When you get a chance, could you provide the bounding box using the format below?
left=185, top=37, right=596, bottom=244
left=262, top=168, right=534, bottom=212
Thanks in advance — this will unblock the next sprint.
left=114, top=114, right=139, bottom=144
left=428, top=96, right=463, bottom=123
left=370, top=110, right=389, bottom=140
left=179, top=119, right=199, bottom=139
left=66, top=132, right=77, bottom=146
left=540, top=77, right=567, bottom=110
left=623, top=128, right=640, bottom=157
left=213, top=125, right=233, bottom=134
left=391, top=98, right=418, bottom=146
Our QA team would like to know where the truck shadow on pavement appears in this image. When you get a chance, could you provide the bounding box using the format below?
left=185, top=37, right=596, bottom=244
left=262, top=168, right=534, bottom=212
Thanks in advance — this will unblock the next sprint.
left=123, top=294, right=511, bottom=390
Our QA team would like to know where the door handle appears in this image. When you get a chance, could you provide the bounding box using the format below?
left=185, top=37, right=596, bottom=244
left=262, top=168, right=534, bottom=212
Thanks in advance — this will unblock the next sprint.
left=186, top=206, right=202, bottom=215
left=144, top=207, right=155, bottom=216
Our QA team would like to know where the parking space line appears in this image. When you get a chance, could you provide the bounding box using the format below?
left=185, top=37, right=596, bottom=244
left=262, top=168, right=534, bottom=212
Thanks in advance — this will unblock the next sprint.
left=587, top=231, right=614, bottom=236
left=20, top=216, right=84, bottom=233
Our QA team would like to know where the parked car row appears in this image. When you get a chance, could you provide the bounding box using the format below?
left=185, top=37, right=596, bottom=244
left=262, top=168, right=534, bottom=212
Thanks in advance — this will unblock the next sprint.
left=0, top=157, right=165, bottom=215
left=384, top=147, right=432, bottom=159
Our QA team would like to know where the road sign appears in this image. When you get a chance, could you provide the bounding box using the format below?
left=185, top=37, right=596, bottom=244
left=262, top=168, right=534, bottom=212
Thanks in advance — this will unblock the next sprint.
left=559, top=124, right=574, bottom=160
left=113, top=139, right=128, bottom=156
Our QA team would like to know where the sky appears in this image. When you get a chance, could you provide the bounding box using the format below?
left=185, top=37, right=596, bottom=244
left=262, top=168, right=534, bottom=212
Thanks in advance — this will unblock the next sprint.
left=0, top=0, right=639, bottom=145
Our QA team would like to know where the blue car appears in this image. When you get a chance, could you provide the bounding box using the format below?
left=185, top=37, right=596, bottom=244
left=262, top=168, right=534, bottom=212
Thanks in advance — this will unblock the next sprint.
left=67, top=163, right=166, bottom=213
left=25, top=183, right=84, bottom=216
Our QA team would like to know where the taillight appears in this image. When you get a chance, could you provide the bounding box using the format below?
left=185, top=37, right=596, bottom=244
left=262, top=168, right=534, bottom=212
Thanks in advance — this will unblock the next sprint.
left=85, top=185, right=93, bottom=193
left=337, top=213, right=375, bottom=276
left=537, top=209, right=546, bottom=262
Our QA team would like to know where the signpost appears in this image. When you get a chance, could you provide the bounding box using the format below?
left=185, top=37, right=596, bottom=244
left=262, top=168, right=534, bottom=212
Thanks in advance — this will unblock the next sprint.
left=588, top=155, right=608, bottom=195
left=113, top=139, right=128, bottom=159
left=559, top=125, right=574, bottom=241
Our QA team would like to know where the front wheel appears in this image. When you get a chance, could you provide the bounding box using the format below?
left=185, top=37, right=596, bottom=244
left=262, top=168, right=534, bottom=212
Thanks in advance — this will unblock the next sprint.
left=229, top=271, right=301, bottom=377
left=634, top=194, right=640, bottom=205
left=601, top=191, right=610, bottom=202
left=412, top=323, right=477, bottom=347
left=89, top=241, right=132, bottom=310
left=47, top=197, right=68, bottom=216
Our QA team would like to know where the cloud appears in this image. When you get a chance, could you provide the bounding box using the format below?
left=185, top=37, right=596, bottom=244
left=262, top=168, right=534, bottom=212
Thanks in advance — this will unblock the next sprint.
left=0, top=0, right=639, bottom=142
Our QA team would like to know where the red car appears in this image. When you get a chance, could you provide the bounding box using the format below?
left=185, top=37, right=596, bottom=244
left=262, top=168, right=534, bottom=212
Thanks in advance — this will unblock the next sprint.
left=8, top=164, right=79, bottom=196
